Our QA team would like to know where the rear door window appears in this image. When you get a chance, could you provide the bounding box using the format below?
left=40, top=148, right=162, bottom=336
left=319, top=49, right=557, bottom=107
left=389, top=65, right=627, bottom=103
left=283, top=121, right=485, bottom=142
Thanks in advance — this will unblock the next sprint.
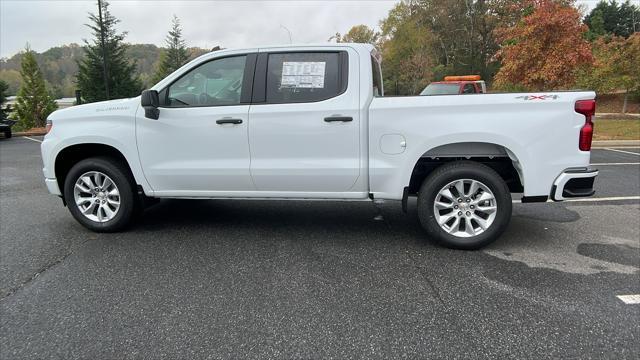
left=264, top=52, right=346, bottom=104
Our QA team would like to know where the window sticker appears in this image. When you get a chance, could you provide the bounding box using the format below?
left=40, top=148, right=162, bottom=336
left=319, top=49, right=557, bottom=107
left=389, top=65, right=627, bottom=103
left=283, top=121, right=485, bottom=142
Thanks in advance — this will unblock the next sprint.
left=281, top=61, right=326, bottom=88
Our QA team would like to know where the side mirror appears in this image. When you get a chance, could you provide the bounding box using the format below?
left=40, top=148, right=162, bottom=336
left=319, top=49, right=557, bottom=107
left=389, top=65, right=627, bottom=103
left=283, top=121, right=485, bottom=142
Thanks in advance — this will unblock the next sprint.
left=141, top=90, right=159, bottom=120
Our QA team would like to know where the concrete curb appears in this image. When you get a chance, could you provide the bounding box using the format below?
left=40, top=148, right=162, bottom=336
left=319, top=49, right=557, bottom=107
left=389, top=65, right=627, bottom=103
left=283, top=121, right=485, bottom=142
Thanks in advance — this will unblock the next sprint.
left=596, top=113, right=640, bottom=119
left=592, top=140, right=640, bottom=147
left=14, top=131, right=46, bottom=137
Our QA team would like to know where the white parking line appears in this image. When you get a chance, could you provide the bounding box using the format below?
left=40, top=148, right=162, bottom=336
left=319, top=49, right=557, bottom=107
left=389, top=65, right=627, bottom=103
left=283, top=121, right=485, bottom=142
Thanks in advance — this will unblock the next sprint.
left=617, top=295, right=640, bottom=304
left=513, top=196, right=640, bottom=203
left=22, top=136, right=43, bottom=143
left=593, top=147, right=640, bottom=149
left=591, top=162, right=640, bottom=166
left=605, top=148, right=640, bottom=156
left=563, top=196, right=640, bottom=202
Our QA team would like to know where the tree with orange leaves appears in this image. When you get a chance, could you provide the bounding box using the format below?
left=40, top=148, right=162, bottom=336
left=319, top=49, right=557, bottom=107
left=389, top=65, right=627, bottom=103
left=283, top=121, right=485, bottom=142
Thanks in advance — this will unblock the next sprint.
left=493, top=0, right=593, bottom=91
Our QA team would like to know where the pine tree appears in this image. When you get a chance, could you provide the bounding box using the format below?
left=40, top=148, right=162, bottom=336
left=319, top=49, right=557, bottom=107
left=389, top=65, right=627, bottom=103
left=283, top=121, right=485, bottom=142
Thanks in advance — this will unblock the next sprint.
left=77, top=0, right=142, bottom=103
left=13, top=47, right=58, bottom=129
left=153, top=15, right=190, bottom=83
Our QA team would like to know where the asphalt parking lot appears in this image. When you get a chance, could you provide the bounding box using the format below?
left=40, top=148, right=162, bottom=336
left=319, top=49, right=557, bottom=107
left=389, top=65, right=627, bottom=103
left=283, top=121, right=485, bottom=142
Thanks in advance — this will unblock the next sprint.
left=1, top=136, right=639, bottom=359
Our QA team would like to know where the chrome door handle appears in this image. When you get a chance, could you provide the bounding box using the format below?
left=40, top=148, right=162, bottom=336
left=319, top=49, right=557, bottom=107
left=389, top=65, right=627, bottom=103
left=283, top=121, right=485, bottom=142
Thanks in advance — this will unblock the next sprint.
left=324, top=116, right=353, bottom=122
left=216, top=118, right=243, bottom=125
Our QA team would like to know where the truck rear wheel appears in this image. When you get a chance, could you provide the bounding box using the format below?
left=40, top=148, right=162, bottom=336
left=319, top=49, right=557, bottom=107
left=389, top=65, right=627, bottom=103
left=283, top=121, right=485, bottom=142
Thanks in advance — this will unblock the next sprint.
left=63, top=157, right=137, bottom=232
left=417, top=161, right=512, bottom=249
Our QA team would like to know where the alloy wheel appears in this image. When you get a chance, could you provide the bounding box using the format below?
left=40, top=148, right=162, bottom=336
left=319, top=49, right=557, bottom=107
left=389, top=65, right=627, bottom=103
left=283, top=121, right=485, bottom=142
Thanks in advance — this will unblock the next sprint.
left=433, top=178, right=497, bottom=238
left=73, top=171, right=121, bottom=223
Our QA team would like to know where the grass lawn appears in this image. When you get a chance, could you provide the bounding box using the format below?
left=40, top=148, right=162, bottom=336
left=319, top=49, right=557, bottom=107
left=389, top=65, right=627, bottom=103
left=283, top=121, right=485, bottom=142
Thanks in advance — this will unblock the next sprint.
left=594, top=119, right=640, bottom=140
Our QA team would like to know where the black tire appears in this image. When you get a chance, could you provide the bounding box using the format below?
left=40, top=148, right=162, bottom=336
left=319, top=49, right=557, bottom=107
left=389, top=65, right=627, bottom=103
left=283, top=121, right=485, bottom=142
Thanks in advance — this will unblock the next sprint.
left=63, top=157, right=138, bottom=232
left=4, top=130, right=11, bottom=138
left=417, top=161, right=512, bottom=250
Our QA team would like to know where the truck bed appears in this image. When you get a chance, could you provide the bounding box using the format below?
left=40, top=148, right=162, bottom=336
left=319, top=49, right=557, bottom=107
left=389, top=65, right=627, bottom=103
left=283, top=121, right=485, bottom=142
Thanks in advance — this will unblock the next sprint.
left=368, top=91, right=596, bottom=200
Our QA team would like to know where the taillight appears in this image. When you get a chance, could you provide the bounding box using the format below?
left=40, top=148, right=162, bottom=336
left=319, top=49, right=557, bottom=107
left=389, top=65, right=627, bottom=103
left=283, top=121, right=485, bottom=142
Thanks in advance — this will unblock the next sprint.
left=575, top=99, right=595, bottom=151
left=45, top=119, right=53, bottom=134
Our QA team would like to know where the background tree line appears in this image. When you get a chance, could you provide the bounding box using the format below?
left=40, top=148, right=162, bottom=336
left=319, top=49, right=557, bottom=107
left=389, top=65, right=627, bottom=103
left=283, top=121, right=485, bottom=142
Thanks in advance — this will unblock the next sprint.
left=0, top=39, right=207, bottom=98
left=1, top=0, right=209, bottom=130
left=333, top=0, right=639, bottom=99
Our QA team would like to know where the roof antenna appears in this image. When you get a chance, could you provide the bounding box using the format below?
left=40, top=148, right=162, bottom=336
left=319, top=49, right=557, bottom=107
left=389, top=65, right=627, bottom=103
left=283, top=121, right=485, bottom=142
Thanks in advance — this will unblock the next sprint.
left=280, top=25, right=292, bottom=44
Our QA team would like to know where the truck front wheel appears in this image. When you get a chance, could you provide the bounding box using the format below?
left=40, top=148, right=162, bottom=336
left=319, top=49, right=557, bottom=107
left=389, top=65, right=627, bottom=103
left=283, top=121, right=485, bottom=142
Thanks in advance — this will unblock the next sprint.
left=63, top=157, right=138, bottom=232
left=417, top=161, right=512, bottom=249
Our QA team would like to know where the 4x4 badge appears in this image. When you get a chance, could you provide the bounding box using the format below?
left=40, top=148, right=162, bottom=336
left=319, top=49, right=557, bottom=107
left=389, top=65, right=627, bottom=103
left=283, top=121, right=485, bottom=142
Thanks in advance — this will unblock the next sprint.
left=515, top=95, right=559, bottom=100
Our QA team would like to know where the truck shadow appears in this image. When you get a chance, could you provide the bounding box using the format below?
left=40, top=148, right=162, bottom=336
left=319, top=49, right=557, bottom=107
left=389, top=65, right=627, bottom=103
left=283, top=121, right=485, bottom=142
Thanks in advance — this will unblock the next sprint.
left=511, top=203, right=580, bottom=223
left=135, top=198, right=427, bottom=244
left=132, top=198, right=582, bottom=251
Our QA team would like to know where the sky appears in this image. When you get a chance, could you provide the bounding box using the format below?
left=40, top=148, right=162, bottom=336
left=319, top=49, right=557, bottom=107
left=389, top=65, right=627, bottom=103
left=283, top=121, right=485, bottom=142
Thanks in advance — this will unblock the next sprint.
left=0, top=0, right=396, bottom=58
left=0, top=0, right=608, bottom=59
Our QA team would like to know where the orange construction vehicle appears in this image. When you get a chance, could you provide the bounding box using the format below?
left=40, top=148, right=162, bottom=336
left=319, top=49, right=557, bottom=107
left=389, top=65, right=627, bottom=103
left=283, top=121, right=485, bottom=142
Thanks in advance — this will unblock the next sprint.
left=420, top=75, right=486, bottom=95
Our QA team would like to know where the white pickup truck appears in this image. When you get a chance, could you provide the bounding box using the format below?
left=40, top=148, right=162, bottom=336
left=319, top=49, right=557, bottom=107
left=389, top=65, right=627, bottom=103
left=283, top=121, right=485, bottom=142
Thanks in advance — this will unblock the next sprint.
left=41, top=43, right=598, bottom=249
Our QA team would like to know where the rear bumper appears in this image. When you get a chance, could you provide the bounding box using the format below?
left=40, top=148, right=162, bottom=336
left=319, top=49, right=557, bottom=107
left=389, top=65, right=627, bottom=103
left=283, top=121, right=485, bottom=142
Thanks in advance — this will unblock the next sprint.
left=550, top=168, right=598, bottom=201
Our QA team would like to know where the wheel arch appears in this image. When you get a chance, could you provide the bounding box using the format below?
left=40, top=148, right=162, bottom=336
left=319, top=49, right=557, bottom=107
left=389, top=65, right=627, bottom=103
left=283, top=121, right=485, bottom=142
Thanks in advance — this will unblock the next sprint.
left=54, top=143, right=144, bottom=197
left=407, top=141, right=525, bottom=196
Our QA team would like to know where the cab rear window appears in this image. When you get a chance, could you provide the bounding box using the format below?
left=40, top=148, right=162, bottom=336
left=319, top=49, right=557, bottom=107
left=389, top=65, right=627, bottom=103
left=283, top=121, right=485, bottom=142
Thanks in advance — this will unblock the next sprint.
left=371, top=55, right=382, bottom=97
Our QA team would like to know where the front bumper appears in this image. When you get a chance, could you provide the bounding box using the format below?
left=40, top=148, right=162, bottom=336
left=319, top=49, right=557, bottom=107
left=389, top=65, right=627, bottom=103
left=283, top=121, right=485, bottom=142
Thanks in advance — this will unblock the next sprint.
left=45, top=178, right=62, bottom=196
left=551, top=168, right=598, bottom=201
left=0, top=119, right=16, bottom=131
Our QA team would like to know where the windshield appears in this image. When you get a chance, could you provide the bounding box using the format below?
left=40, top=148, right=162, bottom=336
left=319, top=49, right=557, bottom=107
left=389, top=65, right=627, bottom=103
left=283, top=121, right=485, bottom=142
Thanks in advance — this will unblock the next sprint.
left=420, top=83, right=460, bottom=95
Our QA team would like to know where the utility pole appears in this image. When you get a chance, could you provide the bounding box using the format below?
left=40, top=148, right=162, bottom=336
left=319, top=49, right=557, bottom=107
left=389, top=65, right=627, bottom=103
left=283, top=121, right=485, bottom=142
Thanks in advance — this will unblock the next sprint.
left=466, top=0, right=475, bottom=73
left=97, top=0, right=110, bottom=99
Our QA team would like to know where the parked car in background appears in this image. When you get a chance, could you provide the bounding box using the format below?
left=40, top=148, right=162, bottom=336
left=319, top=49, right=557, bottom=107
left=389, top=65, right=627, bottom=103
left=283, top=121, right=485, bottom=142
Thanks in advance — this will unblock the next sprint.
left=41, top=44, right=598, bottom=249
left=421, top=75, right=486, bottom=95
left=0, top=118, right=15, bottom=138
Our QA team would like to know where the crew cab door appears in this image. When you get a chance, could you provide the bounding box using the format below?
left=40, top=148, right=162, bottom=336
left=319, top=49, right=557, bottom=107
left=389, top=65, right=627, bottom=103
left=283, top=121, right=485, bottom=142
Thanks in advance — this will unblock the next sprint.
left=248, top=49, right=361, bottom=193
left=136, top=53, right=257, bottom=195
